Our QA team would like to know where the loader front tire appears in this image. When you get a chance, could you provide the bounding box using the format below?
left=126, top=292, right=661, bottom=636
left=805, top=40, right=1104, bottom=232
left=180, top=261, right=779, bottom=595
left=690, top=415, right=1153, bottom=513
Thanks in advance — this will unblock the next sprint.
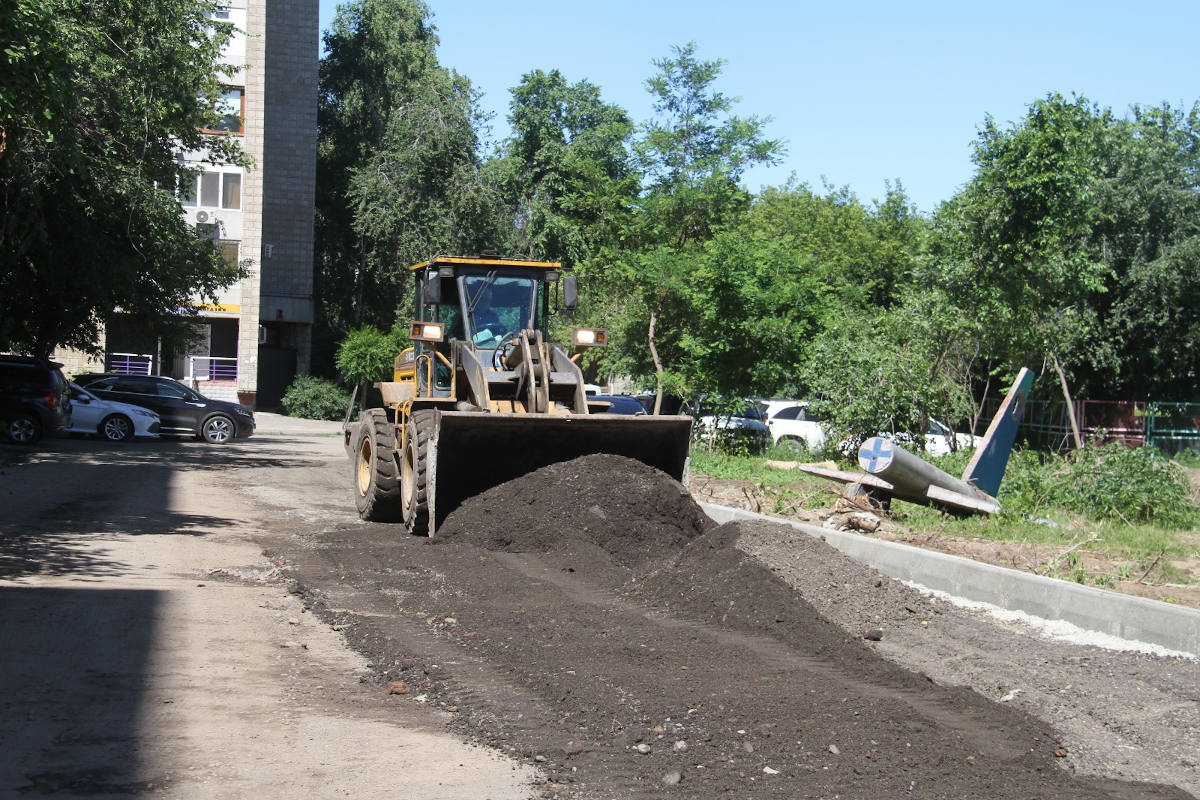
left=401, top=410, right=434, bottom=535
left=354, top=409, right=404, bottom=522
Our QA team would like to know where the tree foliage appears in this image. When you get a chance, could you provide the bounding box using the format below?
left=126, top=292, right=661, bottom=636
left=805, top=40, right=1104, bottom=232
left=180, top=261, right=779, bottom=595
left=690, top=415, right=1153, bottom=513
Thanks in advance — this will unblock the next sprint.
left=931, top=94, right=1200, bottom=400
left=315, top=0, right=501, bottom=365
left=0, top=0, right=245, bottom=356
left=594, top=43, right=785, bottom=408
left=633, top=42, right=783, bottom=248
left=312, top=31, right=1200, bottom=426
left=335, top=324, right=402, bottom=388
left=488, top=69, right=637, bottom=266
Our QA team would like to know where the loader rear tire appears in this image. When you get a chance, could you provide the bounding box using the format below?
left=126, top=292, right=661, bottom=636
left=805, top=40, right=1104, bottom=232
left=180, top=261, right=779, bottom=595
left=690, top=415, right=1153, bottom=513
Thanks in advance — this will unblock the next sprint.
left=402, top=410, right=434, bottom=536
left=354, top=409, right=404, bottom=522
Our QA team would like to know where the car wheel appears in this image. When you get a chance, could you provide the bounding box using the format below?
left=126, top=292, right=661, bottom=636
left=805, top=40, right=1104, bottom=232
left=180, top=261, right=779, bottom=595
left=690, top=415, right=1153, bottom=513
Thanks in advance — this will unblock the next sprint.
left=100, top=414, right=134, bottom=442
left=781, top=437, right=808, bottom=455
left=201, top=414, right=235, bottom=444
left=6, top=413, right=43, bottom=445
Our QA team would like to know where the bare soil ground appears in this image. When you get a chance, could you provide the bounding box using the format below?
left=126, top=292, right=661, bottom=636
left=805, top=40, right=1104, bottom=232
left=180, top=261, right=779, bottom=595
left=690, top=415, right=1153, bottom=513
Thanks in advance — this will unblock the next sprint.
left=690, top=470, right=1200, bottom=610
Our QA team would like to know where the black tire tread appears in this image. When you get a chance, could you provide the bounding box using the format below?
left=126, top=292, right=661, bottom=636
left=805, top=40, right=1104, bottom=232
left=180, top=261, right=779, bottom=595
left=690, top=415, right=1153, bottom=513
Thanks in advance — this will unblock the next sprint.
left=403, top=410, right=434, bottom=535
left=354, top=409, right=403, bottom=521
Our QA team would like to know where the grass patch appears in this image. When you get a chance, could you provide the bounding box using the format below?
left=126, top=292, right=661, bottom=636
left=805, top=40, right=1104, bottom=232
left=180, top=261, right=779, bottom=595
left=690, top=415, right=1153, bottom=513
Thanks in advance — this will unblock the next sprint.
left=688, top=442, right=1200, bottom=568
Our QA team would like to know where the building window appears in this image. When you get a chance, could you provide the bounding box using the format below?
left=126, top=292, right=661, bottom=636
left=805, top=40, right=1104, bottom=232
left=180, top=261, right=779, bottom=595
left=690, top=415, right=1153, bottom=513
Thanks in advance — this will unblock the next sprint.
left=205, top=87, right=244, bottom=135
left=179, top=175, right=197, bottom=207
left=218, top=241, right=239, bottom=268
left=221, top=173, right=241, bottom=209
left=200, top=172, right=220, bottom=207
left=178, top=169, right=242, bottom=210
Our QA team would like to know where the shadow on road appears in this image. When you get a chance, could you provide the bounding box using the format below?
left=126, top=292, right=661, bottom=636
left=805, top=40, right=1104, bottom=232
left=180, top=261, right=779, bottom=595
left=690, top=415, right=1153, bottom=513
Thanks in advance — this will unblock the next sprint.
left=0, top=586, right=160, bottom=794
left=0, top=439, right=286, bottom=580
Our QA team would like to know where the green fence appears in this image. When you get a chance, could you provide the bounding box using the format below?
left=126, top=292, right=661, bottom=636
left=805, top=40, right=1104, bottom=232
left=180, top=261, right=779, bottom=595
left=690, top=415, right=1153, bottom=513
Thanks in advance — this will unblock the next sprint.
left=1145, top=402, right=1200, bottom=455
left=978, top=399, right=1199, bottom=455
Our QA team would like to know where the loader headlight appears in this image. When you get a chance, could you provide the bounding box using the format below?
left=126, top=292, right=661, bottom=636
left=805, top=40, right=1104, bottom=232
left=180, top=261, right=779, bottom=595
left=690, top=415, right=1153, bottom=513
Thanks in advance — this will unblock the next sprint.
left=572, top=327, right=608, bottom=348
left=409, top=321, right=445, bottom=342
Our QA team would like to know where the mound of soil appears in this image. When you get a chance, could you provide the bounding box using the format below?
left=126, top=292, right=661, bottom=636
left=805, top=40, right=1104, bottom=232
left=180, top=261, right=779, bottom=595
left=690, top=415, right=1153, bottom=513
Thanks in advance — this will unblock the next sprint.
left=437, top=453, right=713, bottom=569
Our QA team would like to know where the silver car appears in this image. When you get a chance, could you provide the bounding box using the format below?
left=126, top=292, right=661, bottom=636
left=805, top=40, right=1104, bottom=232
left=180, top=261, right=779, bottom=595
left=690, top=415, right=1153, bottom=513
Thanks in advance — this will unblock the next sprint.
left=65, top=383, right=161, bottom=442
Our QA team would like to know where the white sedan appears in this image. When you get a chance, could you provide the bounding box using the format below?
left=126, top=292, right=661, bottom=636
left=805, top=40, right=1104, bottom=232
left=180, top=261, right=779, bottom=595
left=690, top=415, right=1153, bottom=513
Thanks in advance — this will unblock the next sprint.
left=66, top=383, right=161, bottom=442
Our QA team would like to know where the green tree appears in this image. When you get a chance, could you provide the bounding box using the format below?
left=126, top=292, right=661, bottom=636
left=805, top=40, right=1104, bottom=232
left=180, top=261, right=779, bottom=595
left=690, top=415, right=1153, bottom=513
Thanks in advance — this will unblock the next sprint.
left=488, top=69, right=637, bottom=266
left=634, top=42, right=783, bottom=248
left=931, top=94, right=1200, bottom=402
left=315, top=0, right=502, bottom=371
left=799, top=289, right=978, bottom=451
left=634, top=180, right=929, bottom=405
left=603, top=43, right=783, bottom=409
left=1096, top=103, right=1200, bottom=398
left=336, top=323, right=404, bottom=406
left=0, top=0, right=246, bottom=356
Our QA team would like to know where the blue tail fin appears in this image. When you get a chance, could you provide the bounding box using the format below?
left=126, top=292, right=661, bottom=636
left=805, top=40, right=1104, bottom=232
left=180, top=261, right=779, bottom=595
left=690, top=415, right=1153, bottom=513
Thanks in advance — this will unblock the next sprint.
left=962, top=367, right=1034, bottom=497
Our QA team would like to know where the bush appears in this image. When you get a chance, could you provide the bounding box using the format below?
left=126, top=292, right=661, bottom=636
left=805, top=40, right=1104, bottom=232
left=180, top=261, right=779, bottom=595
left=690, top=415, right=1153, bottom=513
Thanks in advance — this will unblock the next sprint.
left=998, top=444, right=1198, bottom=528
left=280, top=375, right=350, bottom=421
left=336, top=325, right=401, bottom=387
left=1060, top=442, right=1198, bottom=528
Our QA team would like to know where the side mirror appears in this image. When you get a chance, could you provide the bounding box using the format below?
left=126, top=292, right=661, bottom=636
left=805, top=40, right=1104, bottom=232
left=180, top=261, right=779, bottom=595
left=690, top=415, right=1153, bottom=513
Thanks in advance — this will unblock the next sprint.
left=424, top=272, right=442, bottom=306
left=563, top=274, right=578, bottom=310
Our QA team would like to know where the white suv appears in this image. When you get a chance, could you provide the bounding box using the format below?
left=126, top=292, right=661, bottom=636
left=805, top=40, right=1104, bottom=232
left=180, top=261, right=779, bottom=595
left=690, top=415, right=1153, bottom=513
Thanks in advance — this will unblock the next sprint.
left=763, top=401, right=827, bottom=453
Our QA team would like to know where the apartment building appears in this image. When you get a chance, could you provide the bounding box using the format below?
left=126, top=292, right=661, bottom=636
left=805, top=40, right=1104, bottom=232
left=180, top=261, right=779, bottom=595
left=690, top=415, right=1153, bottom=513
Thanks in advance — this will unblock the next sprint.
left=55, top=0, right=317, bottom=409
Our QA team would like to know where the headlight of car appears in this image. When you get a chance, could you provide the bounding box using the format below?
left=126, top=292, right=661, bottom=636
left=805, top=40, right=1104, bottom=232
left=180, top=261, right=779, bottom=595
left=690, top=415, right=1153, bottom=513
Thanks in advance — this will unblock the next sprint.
left=133, top=408, right=157, bottom=418
left=235, top=408, right=253, bottom=417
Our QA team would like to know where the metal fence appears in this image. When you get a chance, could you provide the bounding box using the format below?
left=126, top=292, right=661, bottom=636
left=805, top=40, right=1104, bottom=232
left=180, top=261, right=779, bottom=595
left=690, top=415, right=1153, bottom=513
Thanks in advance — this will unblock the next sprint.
left=1145, top=402, right=1200, bottom=455
left=107, top=352, right=154, bottom=375
left=978, top=397, right=1199, bottom=455
left=187, top=356, right=238, bottom=383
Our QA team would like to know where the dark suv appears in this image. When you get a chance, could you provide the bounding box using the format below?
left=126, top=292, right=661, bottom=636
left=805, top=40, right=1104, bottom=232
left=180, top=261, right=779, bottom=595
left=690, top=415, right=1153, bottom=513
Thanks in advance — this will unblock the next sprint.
left=73, top=374, right=254, bottom=444
left=0, top=355, right=72, bottom=444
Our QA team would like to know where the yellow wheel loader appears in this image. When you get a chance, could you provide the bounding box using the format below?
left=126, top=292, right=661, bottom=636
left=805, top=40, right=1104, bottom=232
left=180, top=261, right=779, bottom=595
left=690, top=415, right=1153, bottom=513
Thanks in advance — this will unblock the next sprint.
left=346, top=254, right=693, bottom=535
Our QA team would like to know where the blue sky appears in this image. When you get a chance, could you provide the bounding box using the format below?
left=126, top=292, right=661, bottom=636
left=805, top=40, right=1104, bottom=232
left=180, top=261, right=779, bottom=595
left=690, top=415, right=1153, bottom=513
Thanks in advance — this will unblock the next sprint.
left=316, top=1, right=1199, bottom=213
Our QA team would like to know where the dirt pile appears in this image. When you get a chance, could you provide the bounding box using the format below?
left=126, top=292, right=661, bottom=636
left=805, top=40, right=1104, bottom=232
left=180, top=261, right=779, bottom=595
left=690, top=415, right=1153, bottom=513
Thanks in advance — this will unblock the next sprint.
left=441, top=454, right=939, bottom=641
left=437, top=453, right=713, bottom=568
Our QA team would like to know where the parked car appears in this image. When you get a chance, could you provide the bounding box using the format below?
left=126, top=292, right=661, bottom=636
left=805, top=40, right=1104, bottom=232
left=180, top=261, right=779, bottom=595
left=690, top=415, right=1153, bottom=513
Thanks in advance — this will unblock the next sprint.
left=65, top=382, right=161, bottom=442
left=763, top=401, right=827, bottom=453
left=885, top=419, right=975, bottom=456
left=589, top=394, right=647, bottom=415
left=684, top=396, right=771, bottom=453
left=0, top=354, right=72, bottom=444
left=73, top=374, right=255, bottom=443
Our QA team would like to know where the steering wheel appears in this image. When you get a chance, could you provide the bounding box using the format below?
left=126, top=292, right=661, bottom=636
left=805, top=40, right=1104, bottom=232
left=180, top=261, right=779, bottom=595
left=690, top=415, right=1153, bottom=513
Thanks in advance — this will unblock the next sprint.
left=492, top=332, right=517, bottom=369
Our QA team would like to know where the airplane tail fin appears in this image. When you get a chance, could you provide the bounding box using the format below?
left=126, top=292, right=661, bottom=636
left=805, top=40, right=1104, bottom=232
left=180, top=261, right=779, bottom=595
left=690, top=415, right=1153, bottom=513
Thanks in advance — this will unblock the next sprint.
left=962, top=367, right=1034, bottom=497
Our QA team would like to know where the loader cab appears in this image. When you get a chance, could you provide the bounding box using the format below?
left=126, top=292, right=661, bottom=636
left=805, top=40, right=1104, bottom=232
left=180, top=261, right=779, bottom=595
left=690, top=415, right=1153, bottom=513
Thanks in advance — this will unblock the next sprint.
left=410, top=256, right=569, bottom=397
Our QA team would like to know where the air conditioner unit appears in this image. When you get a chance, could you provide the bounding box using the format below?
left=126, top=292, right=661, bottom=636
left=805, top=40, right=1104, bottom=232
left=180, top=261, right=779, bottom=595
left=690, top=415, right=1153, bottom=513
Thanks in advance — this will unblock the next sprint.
left=196, top=209, right=210, bottom=223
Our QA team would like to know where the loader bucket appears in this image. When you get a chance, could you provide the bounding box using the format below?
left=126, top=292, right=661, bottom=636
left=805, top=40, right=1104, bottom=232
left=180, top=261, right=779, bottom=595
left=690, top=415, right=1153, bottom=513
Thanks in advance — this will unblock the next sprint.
left=425, top=411, right=693, bottom=535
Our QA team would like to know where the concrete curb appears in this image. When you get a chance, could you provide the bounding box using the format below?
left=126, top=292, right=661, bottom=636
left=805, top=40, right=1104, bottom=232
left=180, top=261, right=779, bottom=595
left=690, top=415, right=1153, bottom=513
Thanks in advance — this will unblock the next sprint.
left=252, top=413, right=343, bottom=437
left=700, top=502, right=1200, bottom=657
